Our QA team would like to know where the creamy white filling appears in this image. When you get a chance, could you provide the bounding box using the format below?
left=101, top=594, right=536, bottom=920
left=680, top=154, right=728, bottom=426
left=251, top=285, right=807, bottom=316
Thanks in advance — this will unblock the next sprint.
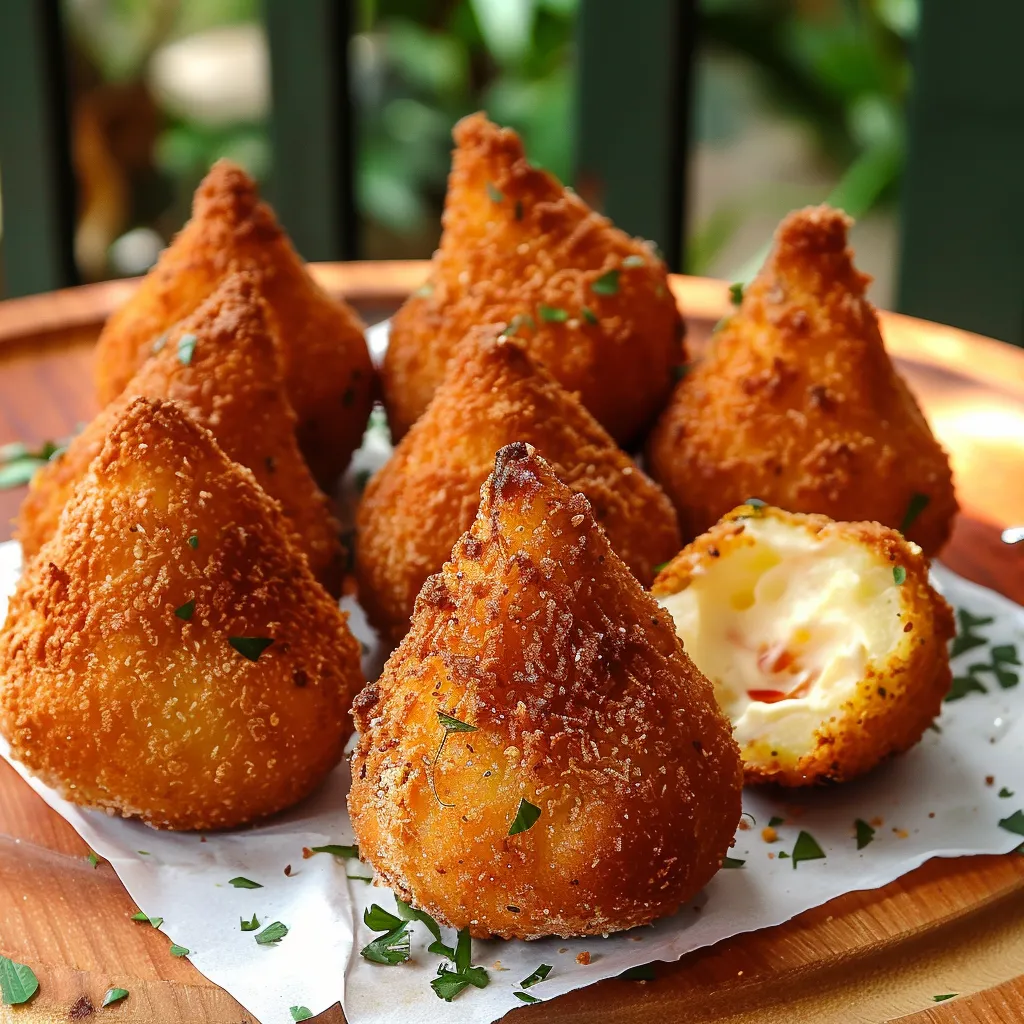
left=657, top=517, right=905, bottom=760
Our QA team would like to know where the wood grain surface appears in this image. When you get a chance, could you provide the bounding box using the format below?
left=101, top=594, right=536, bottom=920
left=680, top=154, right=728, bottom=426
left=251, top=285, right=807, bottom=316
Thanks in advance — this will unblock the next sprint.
left=0, top=264, right=1022, bottom=1024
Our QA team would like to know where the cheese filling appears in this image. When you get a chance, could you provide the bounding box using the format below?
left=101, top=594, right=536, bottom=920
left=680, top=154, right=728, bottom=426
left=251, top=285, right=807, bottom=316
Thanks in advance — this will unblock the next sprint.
left=656, top=517, right=905, bottom=761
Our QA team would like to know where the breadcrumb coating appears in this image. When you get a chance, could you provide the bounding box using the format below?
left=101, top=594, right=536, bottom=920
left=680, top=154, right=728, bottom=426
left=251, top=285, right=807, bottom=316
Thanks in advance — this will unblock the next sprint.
left=382, top=113, right=684, bottom=445
left=647, top=206, right=957, bottom=555
left=92, top=160, right=374, bottom=486
left=0, top=398, right=364, bottom=830
left=349, top=442, right=741, bottom=939
left=19, top=272, right=343, bottom=593
left=357, top=326, right=681, bottom=645
left=652, top=504, right=955, bottom=786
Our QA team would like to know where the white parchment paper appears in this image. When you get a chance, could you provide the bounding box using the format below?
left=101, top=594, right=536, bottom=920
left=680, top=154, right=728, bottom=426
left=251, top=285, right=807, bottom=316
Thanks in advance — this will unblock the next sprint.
left=1, top=534, right=1022, bottom=1024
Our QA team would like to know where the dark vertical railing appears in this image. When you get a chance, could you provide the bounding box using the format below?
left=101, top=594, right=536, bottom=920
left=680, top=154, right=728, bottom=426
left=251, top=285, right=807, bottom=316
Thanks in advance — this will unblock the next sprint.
left=898, top=1, right=1024, bottom=344
left=0, top=0, right=77, bottom=297
left=263, top=0, right=357, bottom=262
left=574, top=0, right=696, bottom=271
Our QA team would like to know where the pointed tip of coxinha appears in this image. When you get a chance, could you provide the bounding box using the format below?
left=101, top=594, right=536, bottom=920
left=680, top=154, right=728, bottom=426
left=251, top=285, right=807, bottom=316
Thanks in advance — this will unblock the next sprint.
left=1, top=395, right=363, bottom=831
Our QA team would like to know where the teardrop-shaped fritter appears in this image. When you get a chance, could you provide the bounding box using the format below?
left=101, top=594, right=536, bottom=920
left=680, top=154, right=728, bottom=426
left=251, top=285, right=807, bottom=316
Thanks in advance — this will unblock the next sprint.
left=357, top=326, right=681, bottom=645
left=349, top=442, right=741, bottom=939
left=647, top=206, right=957, bottom=555
left=19, top=272, right=343, bottom=594
left=92, top=160, right=374, bottom=485
left=382, top=113, right=684, bottom=445
left=0, top=398, right=364, bottom=830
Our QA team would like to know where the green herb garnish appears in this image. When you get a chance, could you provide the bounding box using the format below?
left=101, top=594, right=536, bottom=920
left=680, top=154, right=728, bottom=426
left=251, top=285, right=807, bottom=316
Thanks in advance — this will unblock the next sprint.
left=486, top=182, right=504, bottom=203
left=131, top=912, right=164, bottom=928
left=854, top=819, right=875, bottom=850
left=309, top=844, right=359, bottom=859
left=951, top=609, right=994, bottom=658
left=946, top=674, right=988, bottom=701
left=87, top=851, right=101, bottom=868
left=364, top=905, right=404, bottom=932
left=721, top=856, right=745, bottom=868
left=240, top=914, right=260, bottom=932
left=169, top=945, right=189, bottom=958
left=591, top=269, right=620, bottom=296
left=290, top=1008, right=313, bottom=1022
left=175, top=598, right=195, bottom=621
left=359, top=925, right=410, bottom=965
left=622, top=254, right=646, bottom=268
left=430, top=712, right=478, bottom=808
left=152, top=332, right=169, bottom=354
left=768, top=815, right=784, bottom=828
left=899, top=492, right=930, bottom=534
left=538, top=304, right=569, bottom=323
left=0, top=439, right=67, bottom=490
left=187, top=533, right=199, bottom=550
left=619, top=963, right=656, bottom=981
left=672, top=363, right=689, bottom=381
left=347, top=874, right=373, bottom=883
left=790, top=830, right=826, bottom=869
left=933, top=994, right=957, bottom=1002
left=431, top=964, right=489, bottom=1002
left=502, top=313, right=536, bottom=338
left=255, top=921, right=289, bottom=946
left=514, top=992, right=540, bottom=1003
left=520, top=963, right=552, bottom=989
left=508, top=797, right=541, bottom=836
left=1000, top=787, right=1014, bottom=798
left=395, top=897, right=444, bottom=945
left=728, top=281, right=744, bottom=305
left=893, top=566, right=907, bottom=585
left=228, top=876, right=263, bottom=889
left=0, top=955, right=39, bottom=1005
left=229, top=637, right=274, bottom=662
left=998, top=809, right=1024, bottom=836
left=102, top=987, right=129, bottom=1007
left=581, top=306, right=598, bottom=325
left=176, top=333, right=198, bottom=366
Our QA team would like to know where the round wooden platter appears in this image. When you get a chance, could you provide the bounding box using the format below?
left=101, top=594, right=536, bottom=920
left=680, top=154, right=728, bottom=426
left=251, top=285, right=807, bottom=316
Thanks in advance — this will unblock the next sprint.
left=0, top=264, right=1023, bottom=1024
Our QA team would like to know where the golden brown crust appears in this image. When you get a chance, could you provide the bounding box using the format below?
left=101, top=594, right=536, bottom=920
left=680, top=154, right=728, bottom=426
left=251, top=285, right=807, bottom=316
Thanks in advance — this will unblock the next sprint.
left=357, top=326, right=682, bottom=645
left=0, top=398, right=364, bottom=830
left=92, top=160, right=374, bottom=485
left=348, top=442, right=741, bottom=938
left=646, top=206, right=957, bottom=555
left=652, top=504, right=956, bottom=786
left=20, top=272, right=343, bottom=594
left=382, top=113, right=684, bottom=445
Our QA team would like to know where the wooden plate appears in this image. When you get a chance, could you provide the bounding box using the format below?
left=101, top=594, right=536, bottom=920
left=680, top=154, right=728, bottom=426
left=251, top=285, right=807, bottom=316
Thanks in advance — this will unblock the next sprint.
left=0, top=264, right=1022, bottom=1024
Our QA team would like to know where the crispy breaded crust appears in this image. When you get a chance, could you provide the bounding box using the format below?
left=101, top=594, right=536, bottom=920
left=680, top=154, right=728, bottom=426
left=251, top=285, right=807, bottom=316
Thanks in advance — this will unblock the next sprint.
left=382, top=113, right=684, bottom=445
left=357, top=326, right=682, bottom=645
left=652, top=505, right=956, bottom=785
left=92, top=160, right=374, bottom=485
left=647, top=206, right=957, bottom=555
left=0, top=398, right=364, bottom=830
left=19, top=273, right=343, bottom=594
left=349, top=442, right=741, bottom=938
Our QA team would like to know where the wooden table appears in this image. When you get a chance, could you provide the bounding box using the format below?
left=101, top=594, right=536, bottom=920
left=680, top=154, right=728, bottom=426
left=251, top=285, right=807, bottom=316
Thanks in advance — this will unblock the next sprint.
left=1, top=264, right=1023, bottom=1024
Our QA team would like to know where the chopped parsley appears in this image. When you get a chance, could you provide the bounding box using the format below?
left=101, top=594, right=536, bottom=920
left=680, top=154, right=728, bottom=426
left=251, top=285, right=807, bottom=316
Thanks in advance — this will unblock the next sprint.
left=240, top=914, right=260, bottom=932
left=899, top=492, right=930, bottom=535
left=0, top=439, right=67, bottom=489
left=131, top=912, right=164, bottom=928
left=431, top=965, right=488, bottom=1001
left=998, top=809, right=1024, bottom=836
left=520, top=963, right=552, bottom=989
left=728, top=281, right=744, bottom=305
left=538, top=304, right=569, bottom=323
left=364, top=905, right=404, bottom=932
left=290, top=1008, right=313, bottom=1022
left=514, top=992, right=540, bottom=1003
left=768, top=815, right=784, bottom=828
left=176, top=333, right=198, bottom=366
left=591, top=269, right=620, bottom=296
left=508, top=797, right=541, bottom=836
left=151, top=332, right=168, bottom=354
left=0, top=955, right=39, bottom=1005
left=359, top=925, right=410, bottom=965
left=174, top=598, right=195, bottom=621
left=893, top=566, right=907, bottom=586
left=622, top=254, right=646, bottom=268
left=854, top=819, right=875, bottom=850
left=102, top=988, right=129, bottom=1007
left=946, top=674, right=988, bottom=702
left=187, top=533, right=199, bottom=550
left=309, top=844, right=359, bottom=859
left=619, top=963, right=656, bottom=981
left=347, top=874, right=373, bottom=883
left=229, top=637, right=274, bottom=662
left=502, top=313, right=536, bottom=338
left=228, top=876, right=263, bottom=889
left=430, top=712, right=478, bottom=808
left=947, top=639, right=1020, bottom=700
left=790, top=830, right=826, bottom=869
left=169, top=945, right=189, bottom=958
left=395, top=898, right=444, bottom=945
left=486, top=182, right=504, bottom=203
left=581, top=306, right=599, bottom=325
left=951, top=608, right=994, bottom=658
left=672, top=363, right=689, bottom=381
left=721, top=856, right=745, bottom=868
left=933, top=993, right=957, bottom=1002
left=87, top=850, right=101, bottom=868
left=1000, top=787, right=1014, bottom=798
left=254, top=921, right=289, bottom=946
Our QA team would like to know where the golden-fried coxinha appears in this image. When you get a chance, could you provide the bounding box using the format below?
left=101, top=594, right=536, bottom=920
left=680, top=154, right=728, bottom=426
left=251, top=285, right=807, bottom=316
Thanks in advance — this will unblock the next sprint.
left=92, top=160, right=374, bottom=486
left=647, top=206, right=957, bottom=555
left=357, top=326, right=682, bottom=644
left=382, top=113, right=684, bottom=445
left=0, top=398, right=364, bottom=830
left=19, top=272, right=344, bottom=594
left=349, top=442, right=741, bottom=939
left=652, top=504, right=955, bottom=786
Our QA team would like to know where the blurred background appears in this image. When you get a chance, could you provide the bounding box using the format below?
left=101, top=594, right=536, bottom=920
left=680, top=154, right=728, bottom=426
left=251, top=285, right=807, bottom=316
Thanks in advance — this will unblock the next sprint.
left=3, top=0, right=915, bottom=306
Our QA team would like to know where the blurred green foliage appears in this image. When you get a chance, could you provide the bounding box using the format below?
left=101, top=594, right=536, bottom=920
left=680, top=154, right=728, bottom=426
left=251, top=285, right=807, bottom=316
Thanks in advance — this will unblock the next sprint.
left=62, top=0, right=918, bottom=269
